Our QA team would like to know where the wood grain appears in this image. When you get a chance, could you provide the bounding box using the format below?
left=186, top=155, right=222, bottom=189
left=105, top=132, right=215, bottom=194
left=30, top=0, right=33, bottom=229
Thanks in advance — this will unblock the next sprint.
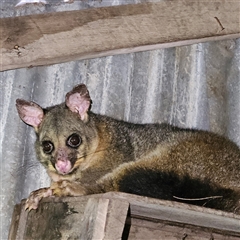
left=8, top=193, right=240, bottom=239
left=127, top=218, right=240, bottom=240
left=79, top=197, right=129, bottom=240
left=1, top=1, right=240, bottom=71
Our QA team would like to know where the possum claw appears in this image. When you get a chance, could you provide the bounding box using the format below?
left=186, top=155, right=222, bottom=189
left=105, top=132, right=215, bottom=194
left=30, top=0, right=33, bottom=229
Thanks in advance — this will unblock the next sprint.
left=25, top=188, right=52, bottom=211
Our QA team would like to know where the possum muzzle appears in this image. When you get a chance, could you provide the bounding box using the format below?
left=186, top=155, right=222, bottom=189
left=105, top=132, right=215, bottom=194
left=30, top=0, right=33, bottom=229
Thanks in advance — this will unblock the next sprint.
left=54, top=148, right=76, bottom=175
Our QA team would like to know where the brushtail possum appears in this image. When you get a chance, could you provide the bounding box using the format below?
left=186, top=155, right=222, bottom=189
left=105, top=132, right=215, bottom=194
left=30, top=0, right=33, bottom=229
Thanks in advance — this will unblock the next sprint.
left=16, top=84, right=240, bottom=213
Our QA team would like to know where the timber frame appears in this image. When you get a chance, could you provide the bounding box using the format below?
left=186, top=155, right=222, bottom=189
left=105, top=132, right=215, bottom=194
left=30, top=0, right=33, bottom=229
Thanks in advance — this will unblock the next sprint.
left=9, top=192, right=240, bottom=239
left=1, top=1, right=240, bottom=71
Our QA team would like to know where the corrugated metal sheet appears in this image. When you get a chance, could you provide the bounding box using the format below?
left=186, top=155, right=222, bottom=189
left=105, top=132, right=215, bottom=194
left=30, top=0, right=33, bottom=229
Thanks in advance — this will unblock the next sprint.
left=1, top=1, right=240, bottom=239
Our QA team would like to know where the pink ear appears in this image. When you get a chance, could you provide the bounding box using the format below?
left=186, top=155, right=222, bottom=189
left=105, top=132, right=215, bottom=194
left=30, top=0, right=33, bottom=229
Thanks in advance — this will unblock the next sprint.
left=16, top=99, right=44, bottom=128
left=65, top=84, right=91, bottom=121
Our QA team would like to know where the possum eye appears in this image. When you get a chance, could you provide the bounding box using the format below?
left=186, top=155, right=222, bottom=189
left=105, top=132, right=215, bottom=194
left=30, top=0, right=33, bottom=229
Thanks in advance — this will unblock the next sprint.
left=42, top=141, right=54, bottom=154
left=67, top=134, right=81, bottom=148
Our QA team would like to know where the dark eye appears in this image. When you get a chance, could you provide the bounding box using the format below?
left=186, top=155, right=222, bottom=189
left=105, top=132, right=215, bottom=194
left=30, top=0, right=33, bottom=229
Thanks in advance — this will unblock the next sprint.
left=67, top=134, right=81, bottom=148
left=42, top=141, right=54, bottom=154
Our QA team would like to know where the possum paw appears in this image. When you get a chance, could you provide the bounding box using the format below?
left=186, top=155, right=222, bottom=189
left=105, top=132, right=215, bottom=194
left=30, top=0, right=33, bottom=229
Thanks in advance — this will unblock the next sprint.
left=50, top=180, right=87, bottom=197
left=25, top=187, right=53, bottom=211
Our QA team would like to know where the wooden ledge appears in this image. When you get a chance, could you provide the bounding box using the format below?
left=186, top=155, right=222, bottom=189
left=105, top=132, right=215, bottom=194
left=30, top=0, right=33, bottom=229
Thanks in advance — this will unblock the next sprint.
left=9, top=192, right=240, bottom=239
left=1, top=1, right=240, bottom=71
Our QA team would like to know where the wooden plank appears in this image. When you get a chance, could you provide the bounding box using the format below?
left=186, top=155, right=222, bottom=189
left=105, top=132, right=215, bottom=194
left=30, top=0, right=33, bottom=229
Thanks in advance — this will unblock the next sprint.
left=1, top=0, right=240, bottom=71
left=8, top=203, right=22, bottom=240
left=21, top=197, right=90, bottom=240
left=101, top=192, right=240, bottom=237
left=24, top=202, right=71, bottom=240
left=79, top=197, right=129, bottom=240
left=104, top=198, right=129, bottom=240
left=8, top=193, right=240, bottom=239
left=130, top=203, right=240, bottom=236
left=101, top=192, right=240, bottom=219
left=127, top=218, right=240, bottom=240
left=14, top=200, right=29, bottom=240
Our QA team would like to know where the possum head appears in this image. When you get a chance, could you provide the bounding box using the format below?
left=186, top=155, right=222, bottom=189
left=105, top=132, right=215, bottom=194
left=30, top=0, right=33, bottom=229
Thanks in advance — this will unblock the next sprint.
left=16, top=84, right=98, bottom=176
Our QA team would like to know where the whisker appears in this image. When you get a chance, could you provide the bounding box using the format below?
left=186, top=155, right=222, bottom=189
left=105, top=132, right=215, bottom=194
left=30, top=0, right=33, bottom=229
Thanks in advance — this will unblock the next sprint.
left=76, top=145, right=117, bottom=160
left=173, top=195, right=223, bottom=201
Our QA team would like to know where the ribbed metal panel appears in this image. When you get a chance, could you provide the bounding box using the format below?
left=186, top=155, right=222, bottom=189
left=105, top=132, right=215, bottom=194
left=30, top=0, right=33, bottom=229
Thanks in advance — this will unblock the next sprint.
left=1, top=1, right=240, bottom=239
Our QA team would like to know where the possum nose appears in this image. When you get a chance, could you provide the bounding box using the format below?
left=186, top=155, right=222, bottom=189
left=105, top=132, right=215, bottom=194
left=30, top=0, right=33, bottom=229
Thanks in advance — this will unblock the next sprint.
left=56, top=159, right=72, bottom=174
left=56, top=148, right=70, bottom=162
left=57, top=148, right=67, bottom=159
left=55, top=148, right=72, bottom=174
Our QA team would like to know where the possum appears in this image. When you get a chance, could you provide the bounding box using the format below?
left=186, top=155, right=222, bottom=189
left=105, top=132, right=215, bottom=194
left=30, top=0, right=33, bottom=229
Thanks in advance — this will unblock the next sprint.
left=16, top=83, right=240, bottom=213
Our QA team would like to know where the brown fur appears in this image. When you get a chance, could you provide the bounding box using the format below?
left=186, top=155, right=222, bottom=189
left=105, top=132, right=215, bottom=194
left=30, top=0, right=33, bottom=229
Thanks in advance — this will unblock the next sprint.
left=16, top=84, right=240, bottom=213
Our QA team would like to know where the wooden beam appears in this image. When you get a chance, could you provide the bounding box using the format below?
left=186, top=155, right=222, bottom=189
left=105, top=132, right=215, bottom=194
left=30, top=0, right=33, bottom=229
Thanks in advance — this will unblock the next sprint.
left=8, top=200, right=28, bottom=240
left=102, top=192, right=240, bottom=236
left=130, top=202, right=240, bottom=235
left=8, top=203, right=22, bottom=240
left=1, top=1, right=239, bottom=71
left=8, top=193, right=240, bottom=239
left=79, top=197, right=129, bottom=240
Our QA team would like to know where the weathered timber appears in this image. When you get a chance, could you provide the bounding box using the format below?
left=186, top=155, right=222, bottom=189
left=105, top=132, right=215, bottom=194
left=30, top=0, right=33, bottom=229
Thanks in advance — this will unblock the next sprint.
left=79, top=198, right=129, bottom=240
left=1, top=1, right=240, bottom=71
left=8, top=192, right=240, bottom=240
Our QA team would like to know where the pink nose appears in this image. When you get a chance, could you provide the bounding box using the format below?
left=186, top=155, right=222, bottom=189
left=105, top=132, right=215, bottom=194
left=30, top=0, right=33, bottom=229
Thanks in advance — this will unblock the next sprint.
left=55, top=160, right=71, bottom=174
left=55, top=148, right=72, bottom=174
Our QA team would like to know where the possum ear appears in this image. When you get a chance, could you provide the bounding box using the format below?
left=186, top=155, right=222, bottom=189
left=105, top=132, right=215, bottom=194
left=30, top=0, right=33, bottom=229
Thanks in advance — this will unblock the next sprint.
left=16, top=99, right=44, bottom=129
left=65, top=84, right=92, bottom=122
